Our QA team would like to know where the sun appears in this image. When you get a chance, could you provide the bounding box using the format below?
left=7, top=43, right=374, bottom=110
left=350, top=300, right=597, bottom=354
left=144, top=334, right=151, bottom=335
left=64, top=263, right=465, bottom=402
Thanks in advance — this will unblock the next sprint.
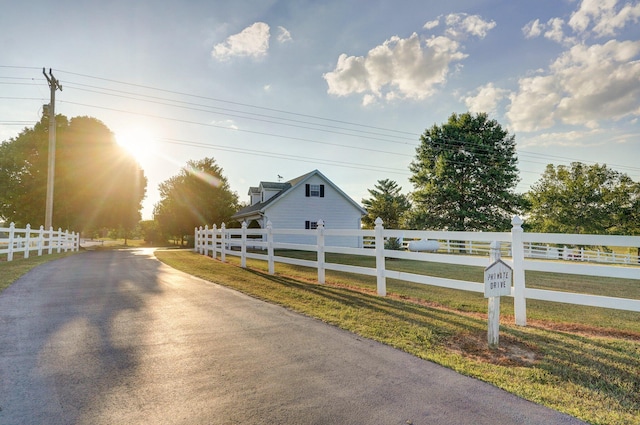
left=115, top=127, right=156, bottom=163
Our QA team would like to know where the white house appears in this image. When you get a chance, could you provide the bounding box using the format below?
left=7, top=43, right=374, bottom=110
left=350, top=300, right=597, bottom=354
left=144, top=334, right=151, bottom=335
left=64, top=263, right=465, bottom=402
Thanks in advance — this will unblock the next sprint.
left=230, top=170, right=366, bottom=247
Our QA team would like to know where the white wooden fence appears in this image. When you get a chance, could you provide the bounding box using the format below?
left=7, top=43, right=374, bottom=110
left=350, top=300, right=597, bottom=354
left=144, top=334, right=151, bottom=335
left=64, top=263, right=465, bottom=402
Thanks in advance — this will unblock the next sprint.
left=0, top=223, right=80, bottom=261
left=194, top=216, right=640, bottom=327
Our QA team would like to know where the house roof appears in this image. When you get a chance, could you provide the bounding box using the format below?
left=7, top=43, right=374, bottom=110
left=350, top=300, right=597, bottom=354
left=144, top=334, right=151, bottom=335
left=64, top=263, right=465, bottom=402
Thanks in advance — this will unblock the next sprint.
left=260, top=181, right=290, bottom=190
left=231, top=169, right=365, bottom=221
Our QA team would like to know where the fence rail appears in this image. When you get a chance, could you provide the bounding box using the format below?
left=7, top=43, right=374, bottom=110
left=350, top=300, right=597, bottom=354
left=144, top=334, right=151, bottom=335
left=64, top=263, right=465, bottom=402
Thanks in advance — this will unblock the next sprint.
left=195, top=217, right=640, bottom=327
left=0, top=223, right=80, bottom=261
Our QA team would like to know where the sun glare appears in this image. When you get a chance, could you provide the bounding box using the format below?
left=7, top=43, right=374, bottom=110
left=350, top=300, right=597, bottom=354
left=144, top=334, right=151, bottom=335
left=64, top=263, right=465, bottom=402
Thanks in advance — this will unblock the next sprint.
left=116, top=127, right=156, bottom=163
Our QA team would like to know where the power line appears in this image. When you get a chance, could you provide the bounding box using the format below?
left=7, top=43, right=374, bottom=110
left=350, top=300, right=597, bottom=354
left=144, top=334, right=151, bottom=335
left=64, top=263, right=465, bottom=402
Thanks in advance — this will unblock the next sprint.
left=1, top=67, right=638, bottom=179
left=62, top=82, right=417, bottom=145
left=54, top=68, right=418, bottom=136
left=160, top=138, right=410, bottom=175
left=58, top=99, right=415, bottom=158
left=57, top=76, right=640, bottom=175
left=51, top=98, right=639, bottom=182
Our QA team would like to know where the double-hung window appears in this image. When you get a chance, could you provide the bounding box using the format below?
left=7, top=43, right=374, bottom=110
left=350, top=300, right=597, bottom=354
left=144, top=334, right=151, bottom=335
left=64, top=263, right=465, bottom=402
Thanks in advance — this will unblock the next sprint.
left=305, top=183, right=325, bottom=197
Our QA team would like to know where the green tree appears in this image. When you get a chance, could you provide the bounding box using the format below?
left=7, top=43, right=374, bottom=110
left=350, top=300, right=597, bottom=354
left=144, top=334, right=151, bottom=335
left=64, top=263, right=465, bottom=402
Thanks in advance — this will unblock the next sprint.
left=153, top=157, right=239, bottom=245
left=525, top=162, right=640, bottom=235
left=139, top=219, right=163, bottom=245
left=361, top=179, right=411, bottom=229
left=0, top=115, right=146, bottom=233
left=408, top=112, right=521, bottom=231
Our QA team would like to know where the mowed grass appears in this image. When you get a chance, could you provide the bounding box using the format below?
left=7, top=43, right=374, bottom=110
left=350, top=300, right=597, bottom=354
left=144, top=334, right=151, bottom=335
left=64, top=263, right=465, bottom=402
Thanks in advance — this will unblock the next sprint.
left=155, top=249, right=640, bottom=425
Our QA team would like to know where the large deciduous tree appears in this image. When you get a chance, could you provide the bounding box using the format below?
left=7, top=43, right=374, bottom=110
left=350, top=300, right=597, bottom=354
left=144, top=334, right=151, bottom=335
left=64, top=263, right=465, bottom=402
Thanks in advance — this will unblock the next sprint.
left=153, top=157, right=239, bottom=245
left=525, top=162, right=640, bottom=235
left=361, top=179, right=411, bottom=229
left=0, top=115, right=146, bottom=233
left=408, top=112, right=521, bottom=231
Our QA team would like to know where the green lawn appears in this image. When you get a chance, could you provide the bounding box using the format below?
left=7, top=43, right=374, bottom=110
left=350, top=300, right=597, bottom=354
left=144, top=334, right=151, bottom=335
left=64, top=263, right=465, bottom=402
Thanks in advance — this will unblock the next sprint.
left=155, top=249, right=640, bottom=425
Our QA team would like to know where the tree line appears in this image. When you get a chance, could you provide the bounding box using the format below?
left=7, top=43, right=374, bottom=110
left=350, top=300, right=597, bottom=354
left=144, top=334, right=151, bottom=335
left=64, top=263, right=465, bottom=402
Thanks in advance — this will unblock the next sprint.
left=0, top=115, right=146, bottom=241
left=362, top=112, right=640, bottom=236
left=1, top=112, right=637, bottom=246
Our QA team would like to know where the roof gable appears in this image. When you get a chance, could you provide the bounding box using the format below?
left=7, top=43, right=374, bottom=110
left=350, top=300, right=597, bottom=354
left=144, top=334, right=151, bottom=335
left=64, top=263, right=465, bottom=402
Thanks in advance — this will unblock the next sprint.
left=232, top=169, right=366, bottom=219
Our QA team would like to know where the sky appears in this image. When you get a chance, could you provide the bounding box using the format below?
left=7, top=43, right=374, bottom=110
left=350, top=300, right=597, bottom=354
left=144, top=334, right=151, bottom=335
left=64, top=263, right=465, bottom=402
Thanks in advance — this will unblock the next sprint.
left=1, top=0, right=639, bottom=222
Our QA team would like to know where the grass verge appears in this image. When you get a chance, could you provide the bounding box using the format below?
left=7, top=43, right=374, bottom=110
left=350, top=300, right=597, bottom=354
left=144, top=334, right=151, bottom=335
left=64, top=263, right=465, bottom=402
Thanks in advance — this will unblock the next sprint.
left=155, top=249, right=640, bottom=425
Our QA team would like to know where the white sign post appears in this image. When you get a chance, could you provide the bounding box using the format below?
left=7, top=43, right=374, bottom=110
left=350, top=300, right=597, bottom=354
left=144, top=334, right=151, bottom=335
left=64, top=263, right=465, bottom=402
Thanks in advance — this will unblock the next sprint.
left=484, top=243, right=512, bottom=348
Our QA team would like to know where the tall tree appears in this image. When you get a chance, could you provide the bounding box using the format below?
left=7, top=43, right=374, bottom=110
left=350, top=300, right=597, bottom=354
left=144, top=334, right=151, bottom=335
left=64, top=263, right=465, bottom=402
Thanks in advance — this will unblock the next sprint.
left=361, top=179, right=411, bottom=229
left=525, top=162, right=640, bottom=235
left=408, top=112, right=521, bottom=231
left=0, top=115, right=146, bottom=232
left=153, top=157, right=239, bottom=245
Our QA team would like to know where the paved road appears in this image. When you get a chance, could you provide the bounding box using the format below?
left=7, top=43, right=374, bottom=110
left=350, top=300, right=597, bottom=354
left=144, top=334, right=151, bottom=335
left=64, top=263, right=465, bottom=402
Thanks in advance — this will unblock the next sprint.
left=0, top=249, right=586, bottom=425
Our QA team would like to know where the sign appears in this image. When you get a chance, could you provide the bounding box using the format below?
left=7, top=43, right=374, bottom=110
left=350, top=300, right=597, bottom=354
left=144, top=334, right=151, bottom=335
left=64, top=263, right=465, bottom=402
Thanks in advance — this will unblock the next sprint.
left=484, top=259, right=512, bottom=298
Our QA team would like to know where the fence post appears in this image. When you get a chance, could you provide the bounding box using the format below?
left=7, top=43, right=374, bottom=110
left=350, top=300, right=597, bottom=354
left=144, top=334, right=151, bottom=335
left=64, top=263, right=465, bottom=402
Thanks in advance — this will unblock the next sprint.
left=56, top=228, right=62, bottom=253
left=211, top=224, right=217, bottom=258
left=511, top=216, right=527, bottom=326
left=241, top=221, right=247, bottom=268
left=46, top=227, right=52, bottom=254
left=220, top=223, right=226, bottom=262
left=374, top=217, right=386, bottom=296
left=317, top=219, right=325, bottom=284
left=7, top=222, right=15, bottom=261
left=38, top=225, right=44, bottom=256
left=204, top=225, right=210, bottom=256
left=24, top=224, right=31, bottom=259
left=203, top=226, right=208, bottom=255
left=267, top=220, right=275, bottom=275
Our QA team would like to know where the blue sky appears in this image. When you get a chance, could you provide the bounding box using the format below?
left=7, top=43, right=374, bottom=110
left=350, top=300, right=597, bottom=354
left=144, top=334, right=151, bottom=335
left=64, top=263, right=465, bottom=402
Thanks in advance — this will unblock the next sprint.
left=2, top=0, right=639, bottom=221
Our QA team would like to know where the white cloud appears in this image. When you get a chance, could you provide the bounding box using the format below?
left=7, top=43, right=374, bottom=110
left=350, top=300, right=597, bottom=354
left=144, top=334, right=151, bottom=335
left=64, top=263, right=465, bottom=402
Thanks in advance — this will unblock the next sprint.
left=444, top=13, right=496, bottom=39
left=324, top=14, right=494, bottom=104
left=569, top=0, right=640, bottom=37
left=521, top=17, right=571, bottom=44
left=423, top=18, right=440, bottom=30
left=507, top=40, right=640, bottom=132
left=463, top=83, right=509, bottom=115
left=277, top=26, right=292, bottom=43
left=522, top=19, right=543, bottom=39
left=212, top=22, right=270, bottom=61
left=324, top=33, right=467, bottom=103
left=544, top=18, right=567, bottom=43
left=509, top=1, right=640, bottom=132
left=212, top=119, right=239, bottom=130
left=518, top=129, right=605, bottom=148
left=507, top=74, right=562, bottom=132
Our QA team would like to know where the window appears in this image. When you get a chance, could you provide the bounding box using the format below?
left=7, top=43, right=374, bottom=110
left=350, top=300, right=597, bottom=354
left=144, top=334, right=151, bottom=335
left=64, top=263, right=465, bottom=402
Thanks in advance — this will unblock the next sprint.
left=305, top=183, right=325, bottom=197
left=305, top=221, right=319, bottom=230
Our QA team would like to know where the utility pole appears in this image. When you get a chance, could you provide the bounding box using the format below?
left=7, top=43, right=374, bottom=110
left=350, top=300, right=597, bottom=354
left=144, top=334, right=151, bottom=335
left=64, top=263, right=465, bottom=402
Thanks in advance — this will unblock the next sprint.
left=43, top=68, right=62, bottom=229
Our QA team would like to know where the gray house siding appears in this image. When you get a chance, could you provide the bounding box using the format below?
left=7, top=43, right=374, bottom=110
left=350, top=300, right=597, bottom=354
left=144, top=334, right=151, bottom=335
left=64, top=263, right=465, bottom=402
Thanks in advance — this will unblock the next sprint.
left=265, top=175, right=363, bottom=247
left=231, top=170, right=365, bottom=248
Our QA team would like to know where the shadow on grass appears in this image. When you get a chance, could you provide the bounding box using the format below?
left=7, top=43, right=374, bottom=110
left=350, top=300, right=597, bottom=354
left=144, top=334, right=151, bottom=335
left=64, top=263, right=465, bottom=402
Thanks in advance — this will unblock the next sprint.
left=244, top=265, right=640, bottom=416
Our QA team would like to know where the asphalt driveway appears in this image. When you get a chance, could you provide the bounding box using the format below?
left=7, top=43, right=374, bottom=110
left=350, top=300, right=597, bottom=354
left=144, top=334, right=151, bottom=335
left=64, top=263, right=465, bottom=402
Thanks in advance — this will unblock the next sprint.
left=0, top=249, right=586, bottom=424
